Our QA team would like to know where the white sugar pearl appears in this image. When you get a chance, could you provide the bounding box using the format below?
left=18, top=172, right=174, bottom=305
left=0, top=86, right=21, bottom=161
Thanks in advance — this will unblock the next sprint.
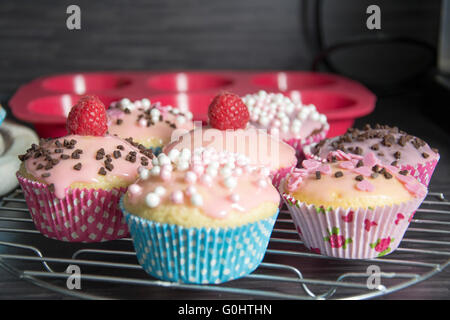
left=258, top=179, right=268, bottom=188
left=176, top=115, right=186, bottom=124
left=230, top=194, right=240, bottom=203
left=259, top=116, right=270, bottom=127
left=152, top=157, right=159, bottom=166
left=154, top=186, right=166, bottom=196
left=138, top=118, right=147, bottom=127
left=206, top=166, right=218, bottom=177
left=177, top=160, right=190, bottom=171
left=128, top=184, right=142, bottom=195
left=171, top=190, right=184, bottom=204
left=220, top=167, right=233, bottom=178
left=180, top=148, right=191, bottom=161
left=150, top=108, right=160, bottom=118
left=311, top=112, right=320, bottom=121
left=168, top=149, right=180, bottom=162
left=134, top=100, right=142, bottom=108
left=200, top=174, right=213, bottom=186
left=224, top=177, right=237, bottom=189
left=141, top=98, right=151, bottom=108
left=120, top=98, right=131, bottom=106
left=185, top=171, right=197, bottom=184
left=190, top=193, right=203, bottom=207
left=145, top=193, right=160, bottom=208
left=160, top=169, right=172, bottom=181
left=139, top=168, right=150, bottom=180
left=150, top=166, right=161, bottom=176
left=185, top=185, right=197, bottom=196
left=186, top=112, right=193, bottom=120
left=158, top=154, right=171, bottom=166
left=319, top=114, right=327, bottom=123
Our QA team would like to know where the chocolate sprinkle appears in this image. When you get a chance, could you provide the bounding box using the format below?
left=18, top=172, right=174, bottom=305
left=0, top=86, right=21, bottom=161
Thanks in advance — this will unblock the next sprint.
left=98, top=167, right=107, bottom=175
left=315, top=171, right=321, bottom=180
left=399, top=170, right=409, bottom=176
left=73, top=163, right=82, bottom=171
left=355, top=175, right=364, bottom=181
left=334, top=171, right=344, bottom=178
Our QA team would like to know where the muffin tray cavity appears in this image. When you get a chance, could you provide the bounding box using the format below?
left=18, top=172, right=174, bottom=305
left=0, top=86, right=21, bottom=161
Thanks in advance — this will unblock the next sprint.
left=9, top=71, right=376, bottom=138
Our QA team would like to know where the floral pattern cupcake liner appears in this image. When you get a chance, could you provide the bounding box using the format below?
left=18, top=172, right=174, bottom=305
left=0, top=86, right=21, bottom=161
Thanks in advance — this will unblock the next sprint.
left=17, top=173, right=129, bottom=242
left=282, top=193, right=425, bottom=259
left=302, top=143, right=439, bottom=187
left=121, top=197, right=279, bottom=284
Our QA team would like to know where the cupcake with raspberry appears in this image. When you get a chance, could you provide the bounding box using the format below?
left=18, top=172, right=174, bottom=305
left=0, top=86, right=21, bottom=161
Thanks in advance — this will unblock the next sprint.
left=107, top=98, right=194, bottom=155
left=303, top=124, right=439, bottom=186
left=121, top=148, right=280, bottom=284
left=281, top=151, right=427, bottom=259
left=241, top=91, right=329, bottom=157
left=163, top=92, right=298, bottom=188
left=17, top=95, right=153, bottom=242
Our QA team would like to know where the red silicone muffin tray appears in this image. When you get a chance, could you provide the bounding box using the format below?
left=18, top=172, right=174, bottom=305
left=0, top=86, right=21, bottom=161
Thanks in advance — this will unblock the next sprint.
left=9, top=71, right=376, bottom=138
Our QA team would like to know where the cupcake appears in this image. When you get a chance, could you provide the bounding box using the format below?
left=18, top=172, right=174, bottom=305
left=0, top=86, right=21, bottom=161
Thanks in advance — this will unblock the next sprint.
left=163, top=92, right=298, bottom=188
left=107, top=98, right=194, bottom=154
left=241, top=91, right=329, bottom=157
left=121, top=147, right=280, bottom=284
left=17, top=95, right=153, bottom=242
left=304, top=124, right=439, bottom=186
left=281, top=151, right=427, bottom=259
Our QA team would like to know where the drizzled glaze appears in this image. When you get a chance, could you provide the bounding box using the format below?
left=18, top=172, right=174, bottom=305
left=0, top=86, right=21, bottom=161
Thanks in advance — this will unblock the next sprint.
left=107, top=98, right=194, bottom=147
left=21, top=135, right=152, bottom=199
left=284, top=151, right=427, bottom=209
left=125, top=148, right=280, bottom=219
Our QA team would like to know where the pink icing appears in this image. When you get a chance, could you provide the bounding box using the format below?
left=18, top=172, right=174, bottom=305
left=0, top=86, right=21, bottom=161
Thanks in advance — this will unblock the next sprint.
left=23, top=135, right=150, bottom=199
left=107, top=103, right=194, bottom=145
left=163, top=126, right=297, bottom=173
left=356, top=180, right=375, bottom=192
left=126, top=148, right=280, bottom=219
left=287, top=151, right=427, bottom=198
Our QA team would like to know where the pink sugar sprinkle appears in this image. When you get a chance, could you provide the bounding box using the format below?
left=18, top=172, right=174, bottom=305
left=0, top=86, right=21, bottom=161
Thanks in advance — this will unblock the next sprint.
left=356, top=179, right=374, bottom=192
left=339, top=161, right=354, bottom=170
left=302, top=159, right=321, bottom=170
left=318, top=164, right=332, bottom=175
left=353, top=166, right=372, bottom=177
left=363, top=152, right=379, bottom=168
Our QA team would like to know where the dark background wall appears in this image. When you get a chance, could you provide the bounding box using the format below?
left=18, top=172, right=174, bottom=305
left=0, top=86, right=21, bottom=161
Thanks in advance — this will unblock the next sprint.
left=0, top=0, right=442, bottom=98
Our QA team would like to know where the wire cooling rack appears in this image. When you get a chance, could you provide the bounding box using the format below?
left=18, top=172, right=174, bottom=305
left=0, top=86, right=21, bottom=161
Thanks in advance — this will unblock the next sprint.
left=0, top=187, right=449, bottom=300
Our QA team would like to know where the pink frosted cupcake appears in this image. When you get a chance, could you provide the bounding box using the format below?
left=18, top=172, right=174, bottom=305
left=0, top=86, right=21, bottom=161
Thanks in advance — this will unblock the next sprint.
left=107, top=98, right=194, bottom=154
left=163, top=92, right=298, bottom=189
left=281, top=151, right=427, bottom=259
left=241, top=91, right=329, bottom=157
left=303, top=124, right=439, bottom=186
left=17, top=95, right=153, bottom=242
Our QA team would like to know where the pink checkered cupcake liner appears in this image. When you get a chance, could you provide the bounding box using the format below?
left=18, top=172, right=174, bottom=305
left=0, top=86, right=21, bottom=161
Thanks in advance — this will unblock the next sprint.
left=282, top=193, right=426, bottom=259
left=17, top=173, right=129, bottom=242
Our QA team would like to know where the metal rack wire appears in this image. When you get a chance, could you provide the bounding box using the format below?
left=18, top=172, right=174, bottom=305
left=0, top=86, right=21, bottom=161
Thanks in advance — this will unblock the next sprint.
left=0, top=187, right=449, bottom=300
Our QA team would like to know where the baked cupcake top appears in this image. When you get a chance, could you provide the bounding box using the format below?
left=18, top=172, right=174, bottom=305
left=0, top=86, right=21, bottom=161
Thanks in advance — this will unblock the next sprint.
left=163, top=92, right=297, bottom=172
left=308, top=124, right=439, bottom=167
left=124, top=147, right=280, bottom=228
left=241, top=91, right=329, bottom=141
left=19, top=134, right=153, bottom=199
left=107, top=98, right=195, bottom=148
left=283, top=151, right=427, bottom=210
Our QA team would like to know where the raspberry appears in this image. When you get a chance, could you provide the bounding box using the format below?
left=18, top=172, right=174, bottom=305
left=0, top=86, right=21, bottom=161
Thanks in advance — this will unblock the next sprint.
left=67, top=95, right=108, bottom=136
left=208, top=92, right=249, bottom=130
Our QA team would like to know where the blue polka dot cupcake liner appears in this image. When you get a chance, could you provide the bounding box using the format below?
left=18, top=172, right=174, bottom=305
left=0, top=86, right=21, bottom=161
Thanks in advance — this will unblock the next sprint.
left=120, top=198, right=279, bottom=284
